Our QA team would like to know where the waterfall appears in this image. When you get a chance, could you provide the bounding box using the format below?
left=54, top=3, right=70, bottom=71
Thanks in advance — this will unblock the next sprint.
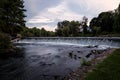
left=15, top=37, right=120, bottom=48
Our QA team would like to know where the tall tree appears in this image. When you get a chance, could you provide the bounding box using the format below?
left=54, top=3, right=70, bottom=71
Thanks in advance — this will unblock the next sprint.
left=56, top=20, right=80, bottom=37
left=69, top=21, right=80, bottom=36
left=90, top=11, right=114, bottom=34
left=81, top=16, right=88, bottom=34
left=98, top=11, right=114, bottom=32
left=0, top=0, right=26, bottom=36
left=114, top=4, right=120, bottom=33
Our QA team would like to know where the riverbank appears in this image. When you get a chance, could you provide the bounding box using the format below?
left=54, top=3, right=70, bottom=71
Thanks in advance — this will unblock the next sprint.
left=84, top=49, right=120, bottom=80
left=65, top=48, right=116, bottom=80
left=0, top=46, right=24, bottom=59
left=0, top=32, right=23, bottom=58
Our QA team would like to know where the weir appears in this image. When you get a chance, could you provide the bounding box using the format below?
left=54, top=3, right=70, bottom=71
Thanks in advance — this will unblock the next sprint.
left=17, top=37, right=120, bottom=48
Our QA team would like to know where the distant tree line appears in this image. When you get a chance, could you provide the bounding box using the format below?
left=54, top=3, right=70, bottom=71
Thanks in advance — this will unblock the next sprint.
left=21, top=27, right=55, bottom=37
left=55, top=16, right=90, bottom=37
left=55, top=4, right=120, bottom=37
left=21, top=16, right=90, bottom=37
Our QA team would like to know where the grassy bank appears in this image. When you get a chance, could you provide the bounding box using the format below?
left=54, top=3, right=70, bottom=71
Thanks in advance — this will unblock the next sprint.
left=84, top=49, right=120, bottom=80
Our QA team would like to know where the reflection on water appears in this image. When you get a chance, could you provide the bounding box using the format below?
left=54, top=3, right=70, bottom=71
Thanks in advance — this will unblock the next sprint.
left=0, top=37, right=120, bottom=80
left=0, top=45, right=95, bottom=80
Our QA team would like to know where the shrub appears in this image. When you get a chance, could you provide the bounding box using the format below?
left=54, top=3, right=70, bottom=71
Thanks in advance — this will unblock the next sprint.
left=82, top=58, right=91, bottom=66
left=0, top=33, right=11, bottom=49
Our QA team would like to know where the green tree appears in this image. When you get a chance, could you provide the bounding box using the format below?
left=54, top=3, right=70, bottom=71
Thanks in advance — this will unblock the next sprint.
left=0, top=0, right=26, bottom=36
left=56, top=20, right=80, bottom=37
left=56, top=20, right=70, bottom=36
left=40, top=28, right=48, bottom=37
left=55, top=29, right=62, bottom=37
left=62, top=26, right=70, bottom=37
left=114, top=4, right=120, bottom=33
left=90, top=11, right=114, bottom=35
left=69, top=21, right=80, bottom=36
left=0, top=33, right=11, bottom=50
left=81, top=16, right=88, bottom=34
left=98, top=11, right=114, bottom=33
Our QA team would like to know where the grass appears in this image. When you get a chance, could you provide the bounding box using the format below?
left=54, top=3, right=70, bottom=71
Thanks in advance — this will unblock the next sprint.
left=84, top=49, right=120, bottom=80
left=82, top=58, right=91, bottom=66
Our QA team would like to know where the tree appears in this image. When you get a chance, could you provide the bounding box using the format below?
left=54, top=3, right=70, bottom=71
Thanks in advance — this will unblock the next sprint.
left=69, top=21, right=80, bottom=36
left=55, top=20, right=80, bottom=37
left=62, top=26, right=70, bottom=37
left=81, top=16, right=88, bottom=34
left=90, top=17, right=99, bottom=28
left=55, top=29, right=62, bottom=37
left=0, top=33, right=11, bottom=50
left=114, top=4, right=120, bottom=33
left=90, top=11, right=114, bottom=35
left=98, top=11, right=114, bottom=33
left=40, top=28, right=48, bottom=37
left=56, top=20, right=70, bottom=36
left=0, top=0, right=26, bottom=36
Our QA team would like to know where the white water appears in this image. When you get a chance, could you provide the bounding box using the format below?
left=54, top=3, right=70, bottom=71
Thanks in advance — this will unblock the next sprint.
left=16, top=37, right=120, bottom=49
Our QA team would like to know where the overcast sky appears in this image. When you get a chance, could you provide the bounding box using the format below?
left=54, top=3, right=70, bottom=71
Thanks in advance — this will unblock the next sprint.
left=24, top=0, right=120, bottom=31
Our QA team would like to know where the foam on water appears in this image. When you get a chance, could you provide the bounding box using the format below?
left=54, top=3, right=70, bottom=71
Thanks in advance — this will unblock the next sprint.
left=16, top=37, right=120, bottom=49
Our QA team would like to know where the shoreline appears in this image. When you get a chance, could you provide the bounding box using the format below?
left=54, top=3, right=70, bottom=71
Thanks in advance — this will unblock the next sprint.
left=64, top=48, right=116, bottom=80
left=0, top=45, right=24, bottom=59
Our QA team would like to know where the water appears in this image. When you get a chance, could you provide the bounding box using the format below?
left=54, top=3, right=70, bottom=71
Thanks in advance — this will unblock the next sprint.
left=0, top=37, right=120, bottom=80
left=17, top=37, right=120, bottom=48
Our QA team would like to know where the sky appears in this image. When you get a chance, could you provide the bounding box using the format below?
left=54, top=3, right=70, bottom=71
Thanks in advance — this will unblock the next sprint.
left=24, top=0, right=120, bottom=31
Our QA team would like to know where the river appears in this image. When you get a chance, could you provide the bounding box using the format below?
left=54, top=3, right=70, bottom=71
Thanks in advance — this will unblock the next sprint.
left=0, top=37, right=120, bottom=80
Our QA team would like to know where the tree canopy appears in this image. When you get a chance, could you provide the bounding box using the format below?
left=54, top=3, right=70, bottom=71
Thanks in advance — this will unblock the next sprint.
left=90, top=4, right=120, bottom=35
left=55, top=20, right=81, bottom=37
left=0, top=0, right=26, bottom=36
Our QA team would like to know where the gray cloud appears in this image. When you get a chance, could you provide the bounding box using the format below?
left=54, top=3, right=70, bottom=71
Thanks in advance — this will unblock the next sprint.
left=24, top=0, right=62, bottom=19
left=24, top=0, right=120, bottom=31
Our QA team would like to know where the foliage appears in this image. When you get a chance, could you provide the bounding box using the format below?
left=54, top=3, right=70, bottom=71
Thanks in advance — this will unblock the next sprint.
left=21, top=27, right=55, bottom=37
left=0, top=33, right=11, bottom=50
left=55, top=20, right=85, bottom=37
left=0, top=0, right=26, bottom=36
left=114, top=4, right=120, bottom=33
left=81, top=16, right=89, bottom=34
left=90, top=11, right=114, bottom=34
left=0, top=0, right=26, bottom=55
left=90, top=4, right=120, bottom=35
left=82, top=58, right=91, bottom=66
left=84, top=49, right=120, bottom=80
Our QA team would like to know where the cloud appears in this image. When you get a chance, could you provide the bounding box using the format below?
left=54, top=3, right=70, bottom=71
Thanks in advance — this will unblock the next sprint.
left=27, top=17, right=54, bottom=24
left=25, top=0, right=120, bottom=31
left=26, top=1, right=83, bottom=30
left=40, top=25, right=56, bottom=31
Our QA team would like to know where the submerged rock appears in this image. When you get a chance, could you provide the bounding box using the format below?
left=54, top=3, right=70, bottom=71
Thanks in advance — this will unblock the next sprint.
left=85, top=45, right=98, bottom=48
left=68, top=52, right=73, bottom=58
left=85, top=52, right=92, bottom=58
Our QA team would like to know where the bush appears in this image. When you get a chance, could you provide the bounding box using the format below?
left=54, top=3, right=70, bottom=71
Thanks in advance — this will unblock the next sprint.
left=82, top=58, right=91, bottom=66
left=0, top=33, right=11, bottom=49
